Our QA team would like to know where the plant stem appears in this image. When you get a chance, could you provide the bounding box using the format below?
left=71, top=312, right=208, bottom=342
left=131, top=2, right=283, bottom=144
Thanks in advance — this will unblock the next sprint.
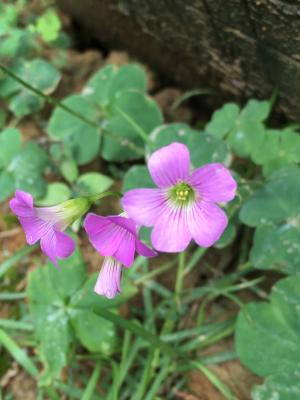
left=175, top=251, right=186, bottom=305
left=0, top=63, right=144, bottom=156
left=87, top=191, right=122, bottom=204
left=114, top=105, right=154, bottom=148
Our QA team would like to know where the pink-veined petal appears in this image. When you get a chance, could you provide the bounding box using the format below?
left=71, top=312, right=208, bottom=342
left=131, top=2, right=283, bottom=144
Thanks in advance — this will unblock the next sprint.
left=10, top=190, right=34, bottom=217
left=188, top=163, right=237, bottom=203
left=40, top=230, right=75, bottom=267
left=135, top=239, right=157, bottom=257
left=113, top=230, right=135, bottom=267
left=187, top=201, right=228, bottom=247
left=55, top=231, right=76, bottom=259
left=148, top=142, right=190, bottom=188
left=107, top=215, right=137, bottom=236
left=151, top=204, right=192, bottom=252
left=122, top=188, right=166, bottom=227
left=94, top=258, right=122, bottom=299
left=18, top=216, right=50, bottom=245
left=84, top=213, right=125, bottom=256
left=84, top=213, right=111, bottom=235
left=40, top=230, right=58, bottom=267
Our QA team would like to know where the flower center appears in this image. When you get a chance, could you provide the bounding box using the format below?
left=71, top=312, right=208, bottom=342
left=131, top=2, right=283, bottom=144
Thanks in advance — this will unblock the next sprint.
left=168, top=182, right=195, bottom=205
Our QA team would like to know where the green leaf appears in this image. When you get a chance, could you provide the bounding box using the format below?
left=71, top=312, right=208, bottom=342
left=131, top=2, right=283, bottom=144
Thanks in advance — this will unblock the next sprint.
left=36, top=183, right=71, bottom=206
left=240, top=165, right=300, bottom=227
left=262, top=128, right=300, bottom=175
left=60, top=157, right=78, bottom=183
left=70, top=273, right=138, bottom=312
left=250, top=224, right=300, bottom=275
left=149, top=123, right=230, bottom=167
left=71, top=310, right=116, bottom=354
left=75, top=172, right=113, bottom=196
left=0, top=128, right=21, bottom=168
left=0, top=29, right=37, bottom=60
left=251, top=129, right=280, bottom=166
left=252, top=370, right=300, bottom=400
left=0, top=4, right=18, bottom=28
left=26, top=246, right=86, bottom=382
left=36, top=9, right=61, bottom=42
left=84, top=64, right=146, bottom=107
left=240, top=166, right=300, bottom=274
left=9, top=141, right=48, bottom=199
left=30, top=304, right=71, bottom=384
left=102, top=90, right=162, bottom=161
left=206, top=99, right=271, bottom=159
left=48, top=95, right=100, bottom=165
left=227, top=120, right=265, bottom=158
left=122, top=165, right=154, bottom=193
left=0, top=171, right=15, bottom=202
left=235, top=276, right=300, bottom=396
left=240, top=99, right=271, bottom=122
left=5, top=58, right=61, bottom=116
left=214, top=220, right=237, bottom=249
left=205, top=103, right=240, bottom=139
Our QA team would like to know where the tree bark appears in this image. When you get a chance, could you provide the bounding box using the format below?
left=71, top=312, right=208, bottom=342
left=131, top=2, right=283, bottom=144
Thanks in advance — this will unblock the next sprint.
left=58, top=0, right=300, bottom=120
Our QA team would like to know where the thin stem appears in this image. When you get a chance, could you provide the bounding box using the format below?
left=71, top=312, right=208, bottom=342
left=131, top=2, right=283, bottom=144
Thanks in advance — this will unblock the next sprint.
left=114, top=105, right=154, bottom=148
left=135, top=259, right=177, bottom=284
left=191, top=361, right=237, bottom=400
left=0, top=63, right=145, bottom=156
left=175, top=251, right=186, bottom=304
left=0, top=63, right=98, bottom=127
left=87, top=191, right=122, bottom=203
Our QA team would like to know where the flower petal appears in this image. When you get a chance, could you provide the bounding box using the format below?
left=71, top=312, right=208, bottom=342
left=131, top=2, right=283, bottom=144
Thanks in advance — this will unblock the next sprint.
left=148, top=142, right=190, bottom=188
left=135, top=239, right=157, bottom=257
left=94, top=257, right=122, bottom=299
left=151, top=204, right=192, bottom=252
left=40, top=230, right=58, bottom=267
left=84, top=213, right=136, bottom=264
left=188, top=163, right=237, bottom=203
left=113, top=230, right=136, bottom=267
left=55, top=231, right=76, bottom=259
left=84, top=213, right=124, bottom=254
left=107, top=215, right=137, bottom=236
left=122, top=188, right=166, bottom=227
left=18, top=216, right=50, bottom=245
left=40, top=230, right=75, bottom=267
left=84, top=213, right=111, bottom=235
left=187, top=201, right=228, bottom=247
left=10, top=190, right=34, bottom=217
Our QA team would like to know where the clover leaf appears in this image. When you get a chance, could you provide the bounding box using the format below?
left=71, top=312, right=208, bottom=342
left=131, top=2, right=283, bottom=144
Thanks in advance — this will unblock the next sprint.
left=240, top=165, right=300, bottom=274
left=235, top=276, right=300, bottom=399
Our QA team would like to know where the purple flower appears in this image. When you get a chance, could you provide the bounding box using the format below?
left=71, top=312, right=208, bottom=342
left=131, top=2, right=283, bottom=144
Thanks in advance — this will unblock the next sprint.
left=122, top=142, right=237, bottom=252
left=84, top=213, right=156, bottom=298
left=10, top=190, right=90, bottom=267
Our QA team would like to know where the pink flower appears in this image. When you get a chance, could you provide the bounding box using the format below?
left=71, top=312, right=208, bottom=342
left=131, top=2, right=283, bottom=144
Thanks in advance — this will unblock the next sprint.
left=10, top=190, right=90, bottom=267
left=84, top=213, right=156, bottom=298
left=122, top=142, right=237, bottom=252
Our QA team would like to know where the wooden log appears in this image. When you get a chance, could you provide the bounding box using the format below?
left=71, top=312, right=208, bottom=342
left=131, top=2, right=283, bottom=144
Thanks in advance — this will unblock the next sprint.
left=57, top=0, right=300, bottom=120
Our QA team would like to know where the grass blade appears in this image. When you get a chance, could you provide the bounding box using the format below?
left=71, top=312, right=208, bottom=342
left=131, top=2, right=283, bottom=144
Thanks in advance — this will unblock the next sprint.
left=0, top=245, right=38, bottom=278
left=93, top=309, right=175, bottom=358
left=0, top=318, right=33, bottom=332
left=0, top=292, right=26, bottom=301
left=191, top=361, right=237, bottom=400
left=0, top=328, right=38, bottom=378
left=82, top=362, right=101, bottom=400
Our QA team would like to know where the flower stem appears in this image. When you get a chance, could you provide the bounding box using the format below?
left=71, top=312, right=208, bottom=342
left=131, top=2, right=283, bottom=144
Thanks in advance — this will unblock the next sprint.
left=87, top=191, right=122, bottom=204
left=175, top=251, right=186, bottom=305
left=0, top=63, right=144, bottom=156
left=114, top=105, right=155, bottom=149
